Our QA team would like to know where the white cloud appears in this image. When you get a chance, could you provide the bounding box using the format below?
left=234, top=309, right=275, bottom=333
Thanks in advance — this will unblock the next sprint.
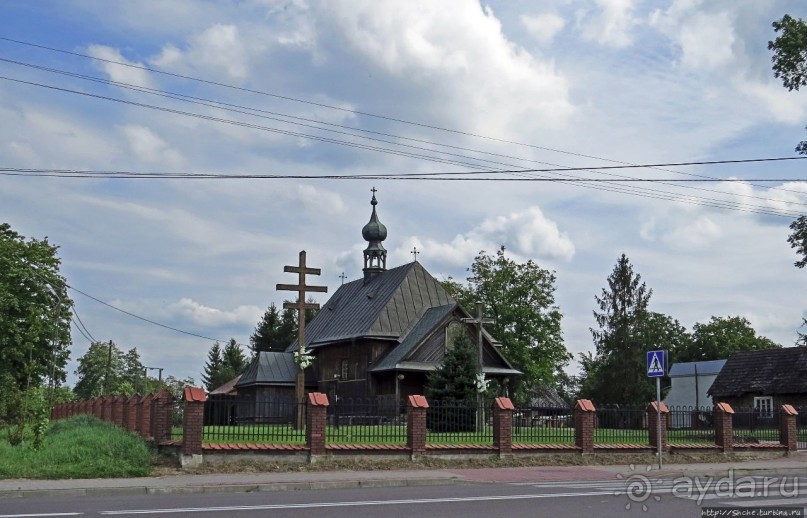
left=151, top=24, right=253, bottom=80
left=87, top=45, right=155, bottom=89
left=168, top=298, right=262, bottom=327
left=321, top=0, right=575, bottom=137
left=119, top=124, right=184, bottom=167
left=579, top=0, right=637, bottom=48
left=664, top=216, right=721, bottom=250
left=391, top=206, right=574, bottom=267
left=521, top=13, right=566, bottom=45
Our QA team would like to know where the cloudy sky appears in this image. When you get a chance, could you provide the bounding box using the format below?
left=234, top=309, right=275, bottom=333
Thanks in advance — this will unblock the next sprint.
left=3, top=0, right=807, bottom=387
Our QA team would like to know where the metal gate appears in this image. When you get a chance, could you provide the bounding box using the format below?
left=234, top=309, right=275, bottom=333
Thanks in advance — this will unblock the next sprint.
left=798, top=406, right=807, bottom=450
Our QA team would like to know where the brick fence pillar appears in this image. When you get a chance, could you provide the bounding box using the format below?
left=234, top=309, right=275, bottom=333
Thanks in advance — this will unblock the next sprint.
left=112, top=395, right=126, bottom=428
left=182, top=387, right=206, bottom=456
left=574, top=399, right=596, bottom=454
left=92, top=397, right=103, bottom=419
left=780, top=405, right=799, bottom=452
left=407, top=395, right=429, bottom=459
left=306, top=392, right=329, bottom=461
left=102, top=396, right=114, bottom=422
left=647, top=401, right=669, bottom=451
left=151, top=389, right=173, bottom=443
left=493, top=397, right=514, bottom=456
left=139, top=394, right=154, bottom=439
left=124, top=395, right=138, bottom=432
left=714, top=402, right=734, bottom=452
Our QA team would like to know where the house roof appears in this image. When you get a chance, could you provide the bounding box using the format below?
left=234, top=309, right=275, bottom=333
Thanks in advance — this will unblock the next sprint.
left=707, top=348, right=807, bottom=398
left=668, top=360, right=726, bottom=377
left=235, top=351, right=297, bottom=388
left=209, top=374, right=241, bottom=395
left=287, top=261, right=454, bottom=350
left=528, top=385, right=570, bottom=408
left=370, top=303, right=455, bottom=372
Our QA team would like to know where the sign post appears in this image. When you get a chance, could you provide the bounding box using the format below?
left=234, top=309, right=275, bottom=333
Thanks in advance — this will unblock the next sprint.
left=646, top=350, right=666, bottom=469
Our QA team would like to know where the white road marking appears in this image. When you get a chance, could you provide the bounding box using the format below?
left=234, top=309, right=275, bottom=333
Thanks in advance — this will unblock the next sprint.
left=100, top=491, right=620, bottom=515
left=0, top=514, right=83, bottom=518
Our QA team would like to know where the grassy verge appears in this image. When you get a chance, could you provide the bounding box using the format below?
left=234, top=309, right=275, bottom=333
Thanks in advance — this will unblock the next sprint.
left=0, top=415, right=151, bottom=479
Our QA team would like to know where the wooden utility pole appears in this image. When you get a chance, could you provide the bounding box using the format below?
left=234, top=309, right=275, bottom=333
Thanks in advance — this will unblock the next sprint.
left=277, top=251, right=327, bottom=429
left=461, top=302, right=496, bottom=432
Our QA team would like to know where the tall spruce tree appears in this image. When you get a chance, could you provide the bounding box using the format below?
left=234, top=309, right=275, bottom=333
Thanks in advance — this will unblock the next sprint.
left=202, top=339, right=248, bottom=391
left=581, top=254, right=654, bottom=405
left=425, top=331, right=478, bottom=403
left=250, top=303, right=296, bottom=353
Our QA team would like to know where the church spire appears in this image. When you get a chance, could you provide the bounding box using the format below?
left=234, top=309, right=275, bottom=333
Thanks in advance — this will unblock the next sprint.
left=362, top=187, right=387, bottom=281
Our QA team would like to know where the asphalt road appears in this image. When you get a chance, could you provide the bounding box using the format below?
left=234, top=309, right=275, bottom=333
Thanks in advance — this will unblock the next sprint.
left=2, top=473, right=806, bottom=518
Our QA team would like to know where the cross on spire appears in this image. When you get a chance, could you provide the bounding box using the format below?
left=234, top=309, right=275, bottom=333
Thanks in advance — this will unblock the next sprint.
left=371, top=186, right=378, bottom=196
left=339, top=272, right=347, bottom=285
left=411, top=246, right=420, bottom=262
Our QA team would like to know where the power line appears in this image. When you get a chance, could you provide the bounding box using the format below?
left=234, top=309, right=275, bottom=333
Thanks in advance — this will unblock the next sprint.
left=4, top=36, right=804, bottom=197
left=1, top=156, right=805, bottom=177
left=4, top=56, right=806, bottom=210
left=71, top=304, right=98, bottom=343
left=1, top=56, right=804, bottom=215
left=67, top=284, right=242, bottom=345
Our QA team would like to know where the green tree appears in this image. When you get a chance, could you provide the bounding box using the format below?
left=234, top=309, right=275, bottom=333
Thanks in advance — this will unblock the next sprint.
left=250, top=303, right=296, bottom=353
left=581, top=254, right=654, bottom=405
left=426, top=331, right=478, bottom=402
left=201, top=342, right=223, bottom=391
left=73, top=341, right=148, bottom=398
left=677, top=316, right=781, bottom=362
left=769, top=15, right=807, bottom=93
left=443, top=247, right=570, bottom=405
left=787, top=216, right=807, bottom=269
left=202, top=339, right=248, bottom=391
left=769, top=16, right=807, bottom=342
left=0, top=223, right=72, bottom=392
left=425, top=332, right=479, bottom=432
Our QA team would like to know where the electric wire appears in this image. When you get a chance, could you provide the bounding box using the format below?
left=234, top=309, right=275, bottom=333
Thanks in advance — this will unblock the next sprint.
left=2, top=36, right=802, bottom=198
left=3, top=56, right=805, bottom=210
left=1, top=74, right=802, bottom=217
left=72, top=305, right=98, bottom=343
left=67, top=285, right=252, bottom=348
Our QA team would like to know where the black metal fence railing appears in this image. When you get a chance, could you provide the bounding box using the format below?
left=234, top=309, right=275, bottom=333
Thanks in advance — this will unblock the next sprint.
left=202, top=396, right=306, bottom=444
left=594, top=406, right=648, bottom=445
left=170, top=397, right=184, bottom=441
left=797, top=406, right=807, bottom=450
left=666, top=406, right=714, bottom=444
left=512, top=406, right=574, bottom=444
left=731, top=406, right=780, bottom=443
left=426, top=399, right=493, bottom=445
left=327, top=396, right=406, bottom=444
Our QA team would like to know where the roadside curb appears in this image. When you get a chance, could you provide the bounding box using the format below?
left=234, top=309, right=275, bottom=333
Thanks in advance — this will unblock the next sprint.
left=0, top=477, right=460, bottom=499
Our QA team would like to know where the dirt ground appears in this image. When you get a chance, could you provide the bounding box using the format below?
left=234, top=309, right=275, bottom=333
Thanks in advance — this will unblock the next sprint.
left=152, top=450, right=789, bottom=476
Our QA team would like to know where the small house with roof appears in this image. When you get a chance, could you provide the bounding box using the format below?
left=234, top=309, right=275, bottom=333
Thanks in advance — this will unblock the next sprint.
left=708, top=347, right=807, bottom=417
left=235, top=193, right=521, bottom=411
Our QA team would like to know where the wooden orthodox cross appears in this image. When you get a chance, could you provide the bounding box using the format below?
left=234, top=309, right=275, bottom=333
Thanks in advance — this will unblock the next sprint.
left=461, top=302, right=496, bottom=431
left=277, top=250, right=327, bottom=429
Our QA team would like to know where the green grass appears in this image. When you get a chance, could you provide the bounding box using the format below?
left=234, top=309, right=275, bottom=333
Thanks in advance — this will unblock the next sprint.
left=0, top=415, right=151, bottom=479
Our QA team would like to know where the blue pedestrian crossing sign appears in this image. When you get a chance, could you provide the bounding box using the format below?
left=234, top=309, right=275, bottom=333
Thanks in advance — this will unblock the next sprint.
left=647, top=350, right=666, bottom=377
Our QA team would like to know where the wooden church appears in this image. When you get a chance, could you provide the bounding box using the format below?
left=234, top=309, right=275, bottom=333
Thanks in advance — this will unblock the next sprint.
left=235, top=192, right=521, bottom=406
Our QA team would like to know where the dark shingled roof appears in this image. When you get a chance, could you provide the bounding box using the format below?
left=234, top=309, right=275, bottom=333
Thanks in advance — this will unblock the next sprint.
left=707, top=348, right=807, bottom=398
left=669, top=359, right=726, bottom=377
left=209, top=374, right=241, bottom=395
left=287, top=261, right=453, bottom=350
left=370, top=303, right=455, bottom=372
left=235, top=351, right=297, bottom=388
